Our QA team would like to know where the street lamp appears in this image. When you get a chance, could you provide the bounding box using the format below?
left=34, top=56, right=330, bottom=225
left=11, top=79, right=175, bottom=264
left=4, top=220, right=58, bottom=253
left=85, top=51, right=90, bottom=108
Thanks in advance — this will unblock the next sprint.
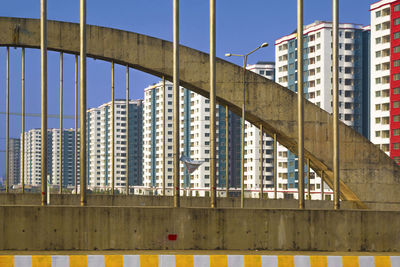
left=225, top=42, right=268, bottom=208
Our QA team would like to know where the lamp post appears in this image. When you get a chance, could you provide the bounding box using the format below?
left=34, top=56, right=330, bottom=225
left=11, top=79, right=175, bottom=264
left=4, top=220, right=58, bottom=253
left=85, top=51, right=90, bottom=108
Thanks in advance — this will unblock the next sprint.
left=225, top=42, right=268, bottom=208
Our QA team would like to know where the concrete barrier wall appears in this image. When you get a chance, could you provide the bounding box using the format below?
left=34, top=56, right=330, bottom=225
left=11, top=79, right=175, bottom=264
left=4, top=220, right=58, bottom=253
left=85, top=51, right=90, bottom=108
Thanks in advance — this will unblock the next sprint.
left=0, top=206, right=399, bottom=252
left=0, top=255, right=399, bottom=267
left=0, top=193, right=359, bottom=209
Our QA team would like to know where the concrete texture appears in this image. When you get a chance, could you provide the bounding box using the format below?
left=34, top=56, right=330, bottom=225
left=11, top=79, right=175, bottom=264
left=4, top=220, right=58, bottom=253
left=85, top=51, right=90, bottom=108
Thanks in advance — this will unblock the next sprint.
left=0, top=206, right=399, bottom=252
left=0, top=193, right=359, bottom=209
left=0, top=17, right=400, bottom=207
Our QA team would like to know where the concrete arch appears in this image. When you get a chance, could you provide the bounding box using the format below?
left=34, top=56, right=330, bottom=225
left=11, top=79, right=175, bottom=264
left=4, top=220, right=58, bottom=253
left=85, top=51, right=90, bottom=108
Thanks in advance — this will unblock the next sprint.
left=0, top=17, right=399, bottom=208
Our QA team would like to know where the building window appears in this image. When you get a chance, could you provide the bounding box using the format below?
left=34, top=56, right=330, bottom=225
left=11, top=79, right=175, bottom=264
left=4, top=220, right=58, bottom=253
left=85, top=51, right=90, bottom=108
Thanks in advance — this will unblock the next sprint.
left=394, top=129, right=400, bottom=136
left=395, top=46, right=400, bottom=53
left=394, top=87, right=400, bottom=95
left=394, top=73, right=400, bottom=81
left=394, top=143, right=400, bottom=150
left=376, top=37, right=381, bottom=44
left=394, top=32, right=400, bottom=40
left=395, top=60, right=400, bottom=68
left=376, top=10, right=381, bottom=18
left=395, top=4, right=400, bottom=12
left=396, top=18, right=400, bottom=26
left=394, top=157, right=400, bottom=164
left=394, top=115, right=400, bottom=122
left=376, top=24, right=381, bottom=31
left=395, top=101, right=400, bottom=108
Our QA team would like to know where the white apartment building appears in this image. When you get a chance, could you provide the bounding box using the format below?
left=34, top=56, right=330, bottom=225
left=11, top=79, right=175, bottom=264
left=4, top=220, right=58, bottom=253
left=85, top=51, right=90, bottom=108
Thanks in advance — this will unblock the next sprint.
left=143, top=81, right=234, bottom=197
left=9, top=138, right=20, bottom=186
left=22, top=128, right=80, bottom=188
left=370, top=0, right=396, bottom=158
left=275, top=21, right=370, bottom=199
left=87, top=99, right=143, bottom=193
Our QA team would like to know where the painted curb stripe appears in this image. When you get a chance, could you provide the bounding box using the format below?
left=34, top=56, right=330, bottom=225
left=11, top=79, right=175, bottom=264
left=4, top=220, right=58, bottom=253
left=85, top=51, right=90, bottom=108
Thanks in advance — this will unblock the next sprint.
left=342, top=256, right=358, bottom=267
left=194, top=255, right=209, bottom=267
left=69, top=255, right=87, bottom=267
left=140, top=255, right=158, bottom=267
left=244, top=255, right=261, bottom=267
left=3, top=255, right=400, bottom=266
left=0, top=255, right=14, bottom=267
left=105, top=255, right=123, bottom=267
left=32, top=255, right=51, bottom=267
left=278, top=255, right=295, bottom=267
left=261, top=256, right=278, bottom=267
left=310, top=256, right=327, bottom=267
left=175, top=255, right=193, bottom=267
left=210, top=255, right=227, bottom=267
left=123, top=255, right=140, bottom=267
left=51, top=255, right=69, bottom=267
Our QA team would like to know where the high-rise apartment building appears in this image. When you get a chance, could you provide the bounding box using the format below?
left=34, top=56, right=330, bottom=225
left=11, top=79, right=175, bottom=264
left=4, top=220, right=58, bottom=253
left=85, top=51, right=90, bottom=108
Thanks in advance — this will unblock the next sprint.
left=9, top=138, right=20, bottom=186
left=275, top=21, right=370, bottom=199
left=23, top=129, right=79, bottom=187
left=87, top=99, right=143, bottom=192
left=370, top=0, right=400, bottom=163
left=143, top=81, right=243, bottom=196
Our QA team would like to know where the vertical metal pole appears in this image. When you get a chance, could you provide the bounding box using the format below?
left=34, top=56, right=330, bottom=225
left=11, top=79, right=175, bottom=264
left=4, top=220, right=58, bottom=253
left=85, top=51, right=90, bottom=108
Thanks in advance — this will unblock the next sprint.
left=225, top=105, right=229, bottom=197
left=21, top=48, right=25, bottom=194
left=74, top=55, right=78, bottom=195
left=297, top=0, right=305, bottom=209
left=162, top=76, right=166, bottom=196
left=126, top=65, right=129, bottom=195
left=241, top=56, right=247, bottom=209
left=80, top=0, right=87, bottom=206
left=111, top=62, right=115, bottom=195
left=259, top=124, right=263, bottom=199
left=59, top=52, right=63, bottom=194
left=333, top=0, right=340, bottom=210
left=209, top=0, right=216, bottom=208
left=307, top=158, right=310, bottom=200
left=273, top=133, right=277, bottom=199
left=321, top=171, right=325, bottom=200
left=40, top=0, right=48, bottom=205
left=173, top=0, right=180, bottom=208
left=6, top=47, right=10, bottom=193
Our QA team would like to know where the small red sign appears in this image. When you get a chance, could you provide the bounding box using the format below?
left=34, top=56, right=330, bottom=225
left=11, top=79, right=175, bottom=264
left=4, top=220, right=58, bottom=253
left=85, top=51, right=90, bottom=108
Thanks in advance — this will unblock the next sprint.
left=168, top=234, right=177, bottom=241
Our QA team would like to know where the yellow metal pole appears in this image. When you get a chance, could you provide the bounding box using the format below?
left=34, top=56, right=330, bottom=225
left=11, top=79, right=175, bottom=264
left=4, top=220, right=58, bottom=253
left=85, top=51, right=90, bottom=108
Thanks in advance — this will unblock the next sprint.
left=297, top=0, right=305, bottom=209
left=209, top=0, right=217, bottom=208
left=225, top=105, right=229, bottom=197
left=40, top=0, right=48, bottom=205
left=80, top=0, right=87, bottom=206
left=273, top=133, right=277, bottom=199
left=59, top=52, right=63, bottom=194
left=333, top=0, right=340, bottom=210
left=259, top=124, right=263, bottom=199
left=173, top=0, right=180, bottom=208
left=321, top=171, right=325, bottom=200
left=111, top=62, right=115, bottom=195
left=162, top=76, right=166, bottom=196
left=21, top=48, right=25, bottom=194
left=6, top=47, right=10, bottom=194
left=307, top=158, right=310, bottom=200
left=74, top=55, right=78, bottom=195
left=126, top=65, right=129, bottom=195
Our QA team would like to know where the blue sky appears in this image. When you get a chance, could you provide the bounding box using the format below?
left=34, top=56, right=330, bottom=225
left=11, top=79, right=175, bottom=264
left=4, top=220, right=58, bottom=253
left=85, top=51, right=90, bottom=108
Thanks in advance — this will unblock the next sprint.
left=0, top=0, right=374, bottom=178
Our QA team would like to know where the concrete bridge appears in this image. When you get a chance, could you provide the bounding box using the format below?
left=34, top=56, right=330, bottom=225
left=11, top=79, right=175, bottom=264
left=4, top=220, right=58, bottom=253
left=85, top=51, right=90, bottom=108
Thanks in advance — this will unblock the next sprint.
left=1, top=17, right=400, bottom=208
left=1, top=16, right=400, bottom=254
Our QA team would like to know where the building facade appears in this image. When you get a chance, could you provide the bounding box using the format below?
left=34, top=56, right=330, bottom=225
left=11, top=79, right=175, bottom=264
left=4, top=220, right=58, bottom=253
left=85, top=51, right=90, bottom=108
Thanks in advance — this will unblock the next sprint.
left=275, top=20, right=370, bottom=199
left=370, top=0, right=400, bottom=163
left=9, top=138, right=20, bottom=186
left=87, top=99, right=143, bottom=193
left=22, top=129, right=79, bottom=188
